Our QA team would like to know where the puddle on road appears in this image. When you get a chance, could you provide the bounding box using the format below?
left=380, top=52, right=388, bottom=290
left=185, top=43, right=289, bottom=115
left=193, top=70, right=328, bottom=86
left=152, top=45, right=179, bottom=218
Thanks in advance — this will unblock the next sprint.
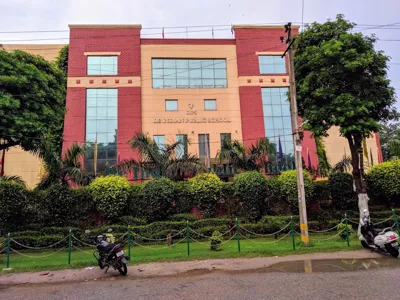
left=257, top=258, right=400, bottom=273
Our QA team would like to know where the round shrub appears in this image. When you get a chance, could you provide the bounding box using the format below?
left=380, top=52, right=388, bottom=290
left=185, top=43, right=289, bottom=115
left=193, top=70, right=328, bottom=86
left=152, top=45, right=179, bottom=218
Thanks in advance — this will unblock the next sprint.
left=127, top=183, right=145, bottom=217
left=89, top=175, right=130, bottom=221
left=233, top=171, right=267, bottom=221
left=209, top=230, right=223, bottom=251
left=366, top=160, right=400, bottom=206
left=173, top=181, right=192, bottom=214
left=42, top=184, right=75, bottom=226
left=278, top=170, right=314, bottom=213
left=265, top=177, right=288, bottom=215
left=188, top=173, right=222, bottom=218
left=141, top=178, right=176, bottom=222
left=0, top=181, right=27, bottom=232
left=313, top=180, right=331, bottom=208
left=328, top=172, right=357, bottom=209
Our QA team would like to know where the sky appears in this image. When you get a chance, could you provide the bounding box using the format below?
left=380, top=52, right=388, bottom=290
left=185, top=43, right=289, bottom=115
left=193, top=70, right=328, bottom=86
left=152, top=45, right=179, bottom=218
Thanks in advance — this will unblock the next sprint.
left=1, top=0, right=399, bottom=109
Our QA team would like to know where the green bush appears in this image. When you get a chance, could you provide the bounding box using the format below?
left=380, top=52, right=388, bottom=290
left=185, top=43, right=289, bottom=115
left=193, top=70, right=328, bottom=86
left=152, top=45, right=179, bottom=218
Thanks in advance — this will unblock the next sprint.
left=89, top=175, right=130, bottom=221
left=366, top=160, right=400, bottom=206
left=70, top=186, right=95, bottom=223
left=278, top=170, right=315, bottom=213
left=0, top=181, right=27, bottom=232
left=209, top=230, right=223, bottom=251
left=168, top=214, right=199, bottom=222
left=120, top=216, right=148, bottom=226
left=188, top=173, right=222, bottom=218
left=11, top=235, right=66, bottom=250
left=42, top=184, right=75, bottom=226
left=141, top=178, right=176, bottom=222
left=196, top=225, right=227, bottom=238
left=328, top=172, right=357, bottom=210
left=313, top=180, right=331, bottom=208
left=222, top=182, right=244, bottom=218
left=191, top=218, right=231, bottom=229
left=173, top=181, right=192, bottom=214
left=127, top=184, right=145, bottom=217
left=265, top=178, right=289, bottom=215
left=233, top=171, right=268, bottom=221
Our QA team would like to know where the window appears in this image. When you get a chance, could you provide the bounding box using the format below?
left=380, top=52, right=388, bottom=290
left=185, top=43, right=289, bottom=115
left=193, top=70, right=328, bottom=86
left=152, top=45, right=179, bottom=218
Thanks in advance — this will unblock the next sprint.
left=165, top=100, right=178, bottom=111
left=204, top=99, right=216, bottom=111
left=220, top=133, right=231, bottom=148
left=154, top=135, right=165, bottom=150
left=198, top=134, right=210, bottom=159
left=87, top=56, right=118, bottom=75
left=85, top=89, right=118, bottom=173
left=152, top=59, right=227, bottom=89
left=261, top=88, right=293, bottom=155
left=259, top=56, right=286, bottom=74
left=176, top=134, right=188, bottom=158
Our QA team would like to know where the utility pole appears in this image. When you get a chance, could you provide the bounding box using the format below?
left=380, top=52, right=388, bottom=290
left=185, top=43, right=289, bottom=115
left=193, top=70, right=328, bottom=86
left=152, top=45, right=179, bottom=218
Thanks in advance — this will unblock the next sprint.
left=281, top=22, right=309, bottom=245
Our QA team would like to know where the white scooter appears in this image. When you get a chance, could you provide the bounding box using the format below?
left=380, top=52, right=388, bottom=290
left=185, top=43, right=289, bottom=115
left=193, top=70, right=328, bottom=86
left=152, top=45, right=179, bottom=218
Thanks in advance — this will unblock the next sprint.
left=359, top=209, right=399, bottom=258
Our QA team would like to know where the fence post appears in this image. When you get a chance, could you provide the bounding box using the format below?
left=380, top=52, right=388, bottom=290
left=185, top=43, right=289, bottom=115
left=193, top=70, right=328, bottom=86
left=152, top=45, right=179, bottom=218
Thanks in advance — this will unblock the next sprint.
left=68, top=229, right=72, bottom=265
left=6, top=233, right=10, bottom=269
left=393, top=209, right=400, bottom=237
left=236, top=218, right=241, bottom=253
left=291, top=216, right=295, bottom=251
left=345, top=214, right=350, bottom=247
left=128, top=226, right=131, bottom=258
left=186, top=220, right=190, bottom=256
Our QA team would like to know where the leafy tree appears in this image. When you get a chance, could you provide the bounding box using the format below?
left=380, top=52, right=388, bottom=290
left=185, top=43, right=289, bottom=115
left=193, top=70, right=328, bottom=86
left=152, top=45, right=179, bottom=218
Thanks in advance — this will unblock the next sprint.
left=38, top=143, right=92, bottom=189
left=0, top=50, right=65, bottom=153
left=217, top=138, right=276, bottom=171
left=294, top=15, right=397, bottom=218
left=379, top=122, right=400, bottom=161
left=55, top=45, right=69, bottom=78
left=118, top=132, right=205, bottom=181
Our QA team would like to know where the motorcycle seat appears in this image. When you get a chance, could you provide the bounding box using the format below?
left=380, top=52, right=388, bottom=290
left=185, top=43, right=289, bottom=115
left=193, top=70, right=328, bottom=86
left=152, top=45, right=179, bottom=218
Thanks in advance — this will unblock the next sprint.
left=97, top=243, right=116, bottom=253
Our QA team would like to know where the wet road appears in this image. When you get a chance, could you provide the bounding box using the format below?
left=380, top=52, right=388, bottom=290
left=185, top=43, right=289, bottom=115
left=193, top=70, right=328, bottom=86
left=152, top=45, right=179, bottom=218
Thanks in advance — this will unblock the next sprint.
left=2, top=258, right=400, bottom=300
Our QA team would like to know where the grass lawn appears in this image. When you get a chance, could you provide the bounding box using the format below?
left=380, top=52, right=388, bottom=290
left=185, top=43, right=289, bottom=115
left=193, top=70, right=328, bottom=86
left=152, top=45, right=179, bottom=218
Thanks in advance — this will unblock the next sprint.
left=0, top=233, right=362, bottom=273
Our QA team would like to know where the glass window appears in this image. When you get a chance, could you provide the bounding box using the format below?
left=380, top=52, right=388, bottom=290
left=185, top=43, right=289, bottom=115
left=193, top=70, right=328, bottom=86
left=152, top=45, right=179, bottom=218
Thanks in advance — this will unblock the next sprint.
left=152, top=58, right=227, bottom=89
left=85, top=89, right=118, bottom=174
left=87, top=56, right=118, bottom=75
left=204, top=99, right=216, bottom=111
left=198, top=134, right=210, bottom=159
left=154, top=135, right=165, bottom=150
left=165, top=100, right=178, bottom=111
left=258, top=56, right=286, bottom=74
left=220, top=133, right=231, bottom=148
left=176, top=134, right=188, bottom=159
left=261, top=87, right=293, bottom=156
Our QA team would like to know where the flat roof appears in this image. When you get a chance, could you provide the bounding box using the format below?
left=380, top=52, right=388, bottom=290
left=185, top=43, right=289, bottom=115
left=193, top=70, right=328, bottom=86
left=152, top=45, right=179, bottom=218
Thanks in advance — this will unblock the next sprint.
left=232, top=24, right=300, bottom=30
left=68, top=24, right=142, bottom=29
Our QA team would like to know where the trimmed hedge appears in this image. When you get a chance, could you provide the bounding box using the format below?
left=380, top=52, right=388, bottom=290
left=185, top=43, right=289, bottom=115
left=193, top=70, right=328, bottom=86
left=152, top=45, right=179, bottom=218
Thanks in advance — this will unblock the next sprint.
left=328, top=172, right=357, bottom=210
left=11, top=235, right=66, bottom=250
left=0, top=181, right=27, bottom=232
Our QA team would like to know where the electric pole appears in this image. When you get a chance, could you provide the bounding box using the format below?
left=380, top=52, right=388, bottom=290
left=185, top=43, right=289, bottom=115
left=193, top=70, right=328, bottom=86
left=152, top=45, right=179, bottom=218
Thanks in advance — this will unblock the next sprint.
left=281, top=22, right=309, bottom=245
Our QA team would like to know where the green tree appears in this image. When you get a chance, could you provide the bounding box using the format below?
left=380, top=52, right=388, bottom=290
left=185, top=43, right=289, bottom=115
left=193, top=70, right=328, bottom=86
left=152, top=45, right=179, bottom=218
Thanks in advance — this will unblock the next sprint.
left=217, top=138, right=276, bottom=171
left=294, top=15, right=397, bottom=219
left=0, top=50, right=66, bottom=153
left=38, top=143, right=92, bottom=189
left=117, top=132, right=205, bottom=181
left=55, top=45, right=69, bottom=78
left=379, top=122, right=400, bottom=161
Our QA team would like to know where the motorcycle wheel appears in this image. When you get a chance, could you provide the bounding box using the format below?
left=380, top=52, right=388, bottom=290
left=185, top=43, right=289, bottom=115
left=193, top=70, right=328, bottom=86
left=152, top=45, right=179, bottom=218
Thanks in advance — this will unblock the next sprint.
left=116, top=261, right=128, bottom=276
left=385, top=244, right=399, bottom=258
left=98, top=259, right=105, bottom=270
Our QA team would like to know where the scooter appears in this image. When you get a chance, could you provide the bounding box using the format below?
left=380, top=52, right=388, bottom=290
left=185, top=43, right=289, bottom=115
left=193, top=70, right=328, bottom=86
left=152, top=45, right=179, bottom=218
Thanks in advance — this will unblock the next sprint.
left=359, top=209, right=399, bottom=258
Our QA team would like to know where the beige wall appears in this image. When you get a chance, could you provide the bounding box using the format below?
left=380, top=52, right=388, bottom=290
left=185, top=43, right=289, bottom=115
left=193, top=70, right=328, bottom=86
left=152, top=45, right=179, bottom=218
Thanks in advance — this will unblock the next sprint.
left=324, top=127, right=379, bottom=169
left=2, top=44, right=65, bottom=188
left=141, top=44, right=242, bottom=158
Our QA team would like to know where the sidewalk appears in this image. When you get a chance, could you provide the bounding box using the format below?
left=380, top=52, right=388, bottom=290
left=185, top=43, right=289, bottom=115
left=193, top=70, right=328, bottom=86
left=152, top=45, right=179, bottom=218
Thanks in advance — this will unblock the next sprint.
left=0, top=250, right=381, bottom=286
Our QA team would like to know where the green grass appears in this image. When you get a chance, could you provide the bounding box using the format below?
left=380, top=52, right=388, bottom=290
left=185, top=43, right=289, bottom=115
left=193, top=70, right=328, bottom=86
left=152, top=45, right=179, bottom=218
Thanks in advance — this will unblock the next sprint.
left=0, top=233, right=362, bottom=273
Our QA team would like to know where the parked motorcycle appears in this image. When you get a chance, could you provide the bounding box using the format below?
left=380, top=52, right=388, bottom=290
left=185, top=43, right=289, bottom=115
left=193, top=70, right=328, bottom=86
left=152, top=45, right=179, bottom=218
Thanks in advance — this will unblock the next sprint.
left=359, top=209, right=399, bottom=258
left=88, top=229, right=129, bottom=275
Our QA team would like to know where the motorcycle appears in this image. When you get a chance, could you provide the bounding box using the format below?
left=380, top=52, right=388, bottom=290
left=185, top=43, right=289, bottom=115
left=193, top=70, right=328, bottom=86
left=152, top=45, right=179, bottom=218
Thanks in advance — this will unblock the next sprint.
left=359, top=209, right=399, bottom=258
left=88, top=229, right=130, bottom=275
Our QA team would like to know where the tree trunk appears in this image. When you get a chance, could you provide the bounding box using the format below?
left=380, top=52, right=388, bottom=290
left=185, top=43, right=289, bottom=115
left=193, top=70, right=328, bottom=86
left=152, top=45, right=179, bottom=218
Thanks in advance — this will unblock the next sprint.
left=346, top=135, right=369, bottom=237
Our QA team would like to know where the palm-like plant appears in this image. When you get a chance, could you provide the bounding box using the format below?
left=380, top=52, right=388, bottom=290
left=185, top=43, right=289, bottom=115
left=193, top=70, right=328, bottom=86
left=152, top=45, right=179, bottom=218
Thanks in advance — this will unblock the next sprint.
left=117, top=132, right=205, bottom=181
left=0, top=175, right=26, bottom=187
left=217, top=138, right=276, bottom=171
left=37, top=143, right=92, bottom=189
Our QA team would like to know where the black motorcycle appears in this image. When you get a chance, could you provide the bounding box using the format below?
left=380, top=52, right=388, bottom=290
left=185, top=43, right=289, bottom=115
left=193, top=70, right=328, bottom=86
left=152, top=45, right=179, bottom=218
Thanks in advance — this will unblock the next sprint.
left=91, top=231, right=129, bottom=275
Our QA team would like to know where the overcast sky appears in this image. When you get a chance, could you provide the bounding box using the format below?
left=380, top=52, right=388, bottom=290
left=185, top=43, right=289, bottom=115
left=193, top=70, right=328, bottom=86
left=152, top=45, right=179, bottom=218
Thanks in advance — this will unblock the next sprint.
left=1, top=0, right=399, bottom=109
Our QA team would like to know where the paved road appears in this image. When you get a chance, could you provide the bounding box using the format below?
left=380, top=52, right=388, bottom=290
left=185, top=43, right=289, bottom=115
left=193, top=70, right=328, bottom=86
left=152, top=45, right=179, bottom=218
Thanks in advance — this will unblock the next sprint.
left=1, top=267, right=398, bottom=300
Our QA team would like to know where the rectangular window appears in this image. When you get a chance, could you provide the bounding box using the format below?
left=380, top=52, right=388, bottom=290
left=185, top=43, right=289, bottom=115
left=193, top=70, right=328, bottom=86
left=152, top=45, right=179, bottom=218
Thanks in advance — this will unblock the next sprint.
left=198, top=134, right=210, bottom=159
left=152, top=58, right=228, bottom=89
left=176, top=134, right=188, bottom=159
left=220, top=133, right=231, bottom=148
left=154, top=135, right=165, bottom=150
left=85, top=89, right=118, bottom=173
left=204, top=99, right=216, bottom=111
left=259, top=56, right=286, bottom=74
left=165, top=100, right=178, bottom=111
left=87, top=56, right=118, bottom=75
left=261, top=87, right=294, bottom=156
